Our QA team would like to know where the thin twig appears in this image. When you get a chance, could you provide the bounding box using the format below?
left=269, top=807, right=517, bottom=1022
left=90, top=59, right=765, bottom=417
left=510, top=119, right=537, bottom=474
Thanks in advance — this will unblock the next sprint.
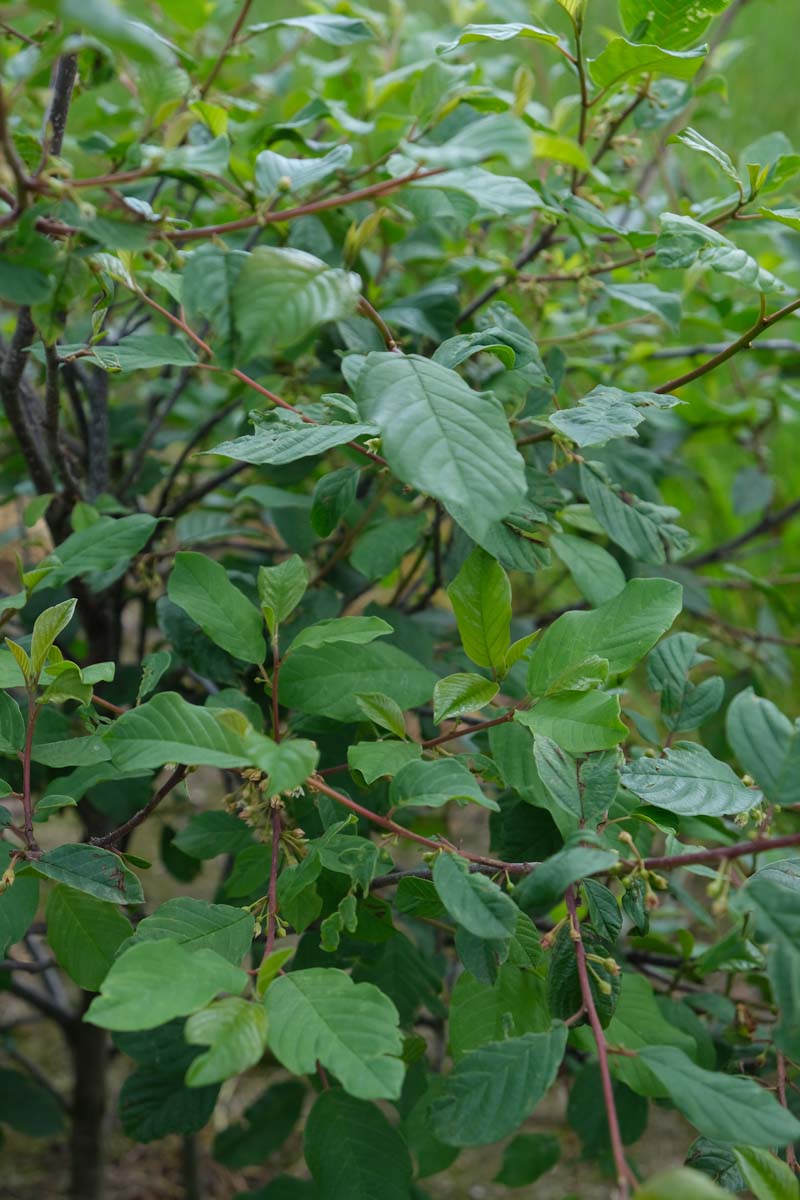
left=90, top=765, right=188, bottom=848
left=200, top=0, right=254, bottom=97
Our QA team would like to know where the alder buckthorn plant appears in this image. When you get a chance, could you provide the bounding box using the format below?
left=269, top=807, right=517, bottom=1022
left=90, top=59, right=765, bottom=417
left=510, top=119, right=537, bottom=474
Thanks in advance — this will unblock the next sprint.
left=1, top=1, right=800, bottom=1198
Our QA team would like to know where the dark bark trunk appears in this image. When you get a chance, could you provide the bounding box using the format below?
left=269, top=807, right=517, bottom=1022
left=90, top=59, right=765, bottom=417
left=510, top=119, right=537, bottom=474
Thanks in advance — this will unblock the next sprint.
left=67, top=993, right=108, bottom=1200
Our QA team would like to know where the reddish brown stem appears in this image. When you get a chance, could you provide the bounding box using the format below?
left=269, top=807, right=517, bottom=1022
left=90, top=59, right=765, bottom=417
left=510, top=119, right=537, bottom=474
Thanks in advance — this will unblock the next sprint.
left=643, top=830, right=800, bottom=871
left=565, top=888, right=634, bottom=1197
left=200, top=0, right=254, bottom=97
left=263, top=805, right=282, bottom=961
left=21, top=696, right=40, bottom=852
left=777, top=1054, right=799, bottom=1173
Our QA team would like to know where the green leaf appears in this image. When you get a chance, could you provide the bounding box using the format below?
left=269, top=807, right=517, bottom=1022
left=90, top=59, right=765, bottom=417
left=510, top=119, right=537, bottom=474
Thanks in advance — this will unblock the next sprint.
left=437, top=23, right=560, bottom=55
left=733, top=1146, right=800, bottom=1200
left=527, top=578, right=682, bottom=697
left=185, top=997, right=269, bottom=1086
left=638, top=1046, right=800, bottom=1147
left=132, top=897, right=254, bottom=964
left=357, top=355, right=526, bottom=535
left=46, top=885, right=131, bottom=990
left=181, top=245, right=247, bottom=368
left=431, top=1026, right=567, bottom=1146
left=32, top=843, right=144, bottom=905
left=172, top=812, right=253, bottom=860
left=647, top=633, right=723, bottom=732
left=347, top=740, right=422, bottom=784
left=265, top=968, right=404, bottom=1100
left=657, top=214, right=786, bottom=294
left=250, top=15, right=374, bottom=45
left=433, top=674, right=499, bottom=724
left=535, top=740, right=620, bottom=826
left=602, top=281, right=682, bottom=330
left=86, top=940, right=248, bottom=1031
left=233, top=247, right=361, bottom=355
left=516, top=691, right=627, bottom=753
left=58, top=335, right=198, bottom=372
left=210, top=409, right=377, bottom=467
left=255, top=145, right=353, bottom=197
left=619, top=0, right=731, bottom=51
left=44, top=515, right=158, bottom=586
left=104, top=692, right=250, bottom=770
left=116, top=1021, right=219, bottom=1142
left=672, top=127, right=741, bottom=186
left=0, top=866, right=39, bottom=957
left=350, top=514, right=427, bottom=582
left=391, top=758, right=498, bottom=812
left=639, top=1169, right=731, bottom=1199
left=248, top=735, right=319, bottom=795
left=0, top=1067, right=64, bottom=1136
left=726, top=689, right=800, bottom=806
left=278, top=641, right=435, bottom=723
left=433, top=853, right=518, bottom=939
left=304, top=1090, right=413, bottom=1200
left=589, top=39, right=707, bottom=92
left=449, top=963, right=550, bottom=1060
left=494, top=1132, right=561, bottom=1186
left=311, top=468, right=359, bottom=538
left=168, top=553, right=266, bottom=664
left=354, top=692, right=407, bottom=739
left=550, top=533, right=626, bottom=608
left=30, top=598, right=76, bottom=677
left=513, top=838, right=619, bottom=915
left=0, top=691, right=24, bottom=755
left=549, top=386, right=679, bottom=448
left=448, top=548, right=512, bottom=673
left=288, top=616, right=392, bottom=654
left=622, top=743, right=757, bottom=816
left=258, top=555, right=308, bottom=636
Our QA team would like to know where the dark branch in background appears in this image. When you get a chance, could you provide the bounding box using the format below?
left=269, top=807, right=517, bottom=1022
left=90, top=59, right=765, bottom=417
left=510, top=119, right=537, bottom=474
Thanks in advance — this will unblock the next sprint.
left=156, top=389, right=245, bottom=513
left=685, top=497, right=800, bottom=568
left=44, top=344, right=82, bottom=501
left=456, top=226, right=559, bottom=327
left=200, top=0, right=254, bottom=98
left=38, top=53, right=78, bottom=166
left=0, top=312, right=55, bottom=496
left=89, top=765, right=188, bottom=848
left=118, top=366, right=195, bottom=497
left=596, top=338, right=800, bottom=365
left=160, top=462, right=249, bottom=519
left=82, top=366, right=109, bottom=499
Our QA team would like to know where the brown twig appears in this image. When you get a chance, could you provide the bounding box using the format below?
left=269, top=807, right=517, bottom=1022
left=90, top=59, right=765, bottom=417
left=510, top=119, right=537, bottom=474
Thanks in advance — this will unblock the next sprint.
left=90, top=765, right=188, bottom=848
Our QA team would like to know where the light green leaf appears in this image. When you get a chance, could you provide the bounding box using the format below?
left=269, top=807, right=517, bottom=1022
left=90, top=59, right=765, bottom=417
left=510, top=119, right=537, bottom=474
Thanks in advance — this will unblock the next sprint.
left=288, top=616, right=392, bottom=654
left=437, top=23, right=560, bottom=55
left=528, top=578, right=682, bottom=697
left=448, top=548, right=512, bottom=673
left=30, top=598, right=76, bottom=677
left=46, top=885, right=131, bottom=990
left=233, top=247, right=361, bottom=355
left=602, top=281, right=682, bottom=330
left=354, top=692, right=407, bottom=739
left=391, top=758, right=498, bottom=812
left=209, top=409, right=377, bottom=467
left=733, top=1146, right=800, bottom=1200
left=672, top=126, right=741, bottom=185
left=357, top=354, right=526, bottom=535
left=433, top=853, right=518, bottom=939
left=258, top=555, right=308, bottom=636
left=278, top=641, right=435, bottom=723
left=104, top=692, right=250, bottom=770
left=168, top=552, right=265, bottom=664
left=87, top=940, right=248, bottom=1031
left=185, top=997, right=268, bottom=1086
left=638, top=1169, right=731, bottom=1199
left=622, top=743, right=757, bottom=816
left=31, top=734, right=111, bottom=769
left=433, top=674, right=499, bottom=724
left=516, top=691, right=627, bottom=753
left=639, top=1046, right=800, bottom=1147
left=32, top=843, right=144, bottom=905
left=549, top=386, right=679, bottom=448
left=305, top=1090, right=413, bottom=1200
left=182, top=245, right=247, bottom=369
left=255, top=145, right=353, bottom=197
left=431, top=1026, right=567, bottom=1146
left=33, top=793, right=78, bottom=822
left=247, top=734, right=319, bottom=795
left=347, top=740, right=422, bottom=784
left=589, top=39, right=707, bottom=92
left=581, top=463, right=688, bottom=563
left=132, top=897, right=254, bottom=964
left=57, top=335, right=198, bottom=372
left=619, top=0, right=731, bottom=51
left=657, top=214, right=787, bottom=294
left=249, top=14, right=374, bottom=45
left=265, top=968, right=404, bottom=1100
